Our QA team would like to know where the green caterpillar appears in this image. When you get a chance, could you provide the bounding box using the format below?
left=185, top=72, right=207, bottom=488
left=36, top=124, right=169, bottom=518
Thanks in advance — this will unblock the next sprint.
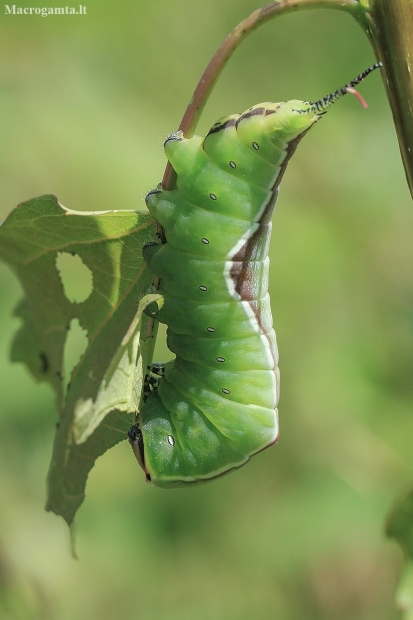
left=129, top=63, right=382, bottom=488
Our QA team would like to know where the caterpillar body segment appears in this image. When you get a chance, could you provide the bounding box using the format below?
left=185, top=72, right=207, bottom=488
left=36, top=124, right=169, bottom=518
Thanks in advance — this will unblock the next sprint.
left=128, top=63, right=382, bottom=487
left=132, top=100, right=321, bottom=487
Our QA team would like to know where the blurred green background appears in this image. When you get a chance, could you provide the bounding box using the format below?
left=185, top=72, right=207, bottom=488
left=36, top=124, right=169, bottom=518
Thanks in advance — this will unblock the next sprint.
left=0, top=1, right=412, bottom=618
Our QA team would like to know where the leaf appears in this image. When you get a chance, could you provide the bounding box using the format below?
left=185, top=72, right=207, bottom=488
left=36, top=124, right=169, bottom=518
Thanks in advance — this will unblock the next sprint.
left=395, top=561, right=413, bottom=620
left=387, top=487, right=413, bottom=558
left=387, top=487, right=413, bottom=619
left=73, top=293, right=163, bottom=445
left=0, top=195, right=157, bottom=524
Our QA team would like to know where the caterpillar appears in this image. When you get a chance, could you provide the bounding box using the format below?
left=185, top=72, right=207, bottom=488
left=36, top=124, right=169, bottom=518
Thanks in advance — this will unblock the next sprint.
left=129, top=63, right=382, bottom=488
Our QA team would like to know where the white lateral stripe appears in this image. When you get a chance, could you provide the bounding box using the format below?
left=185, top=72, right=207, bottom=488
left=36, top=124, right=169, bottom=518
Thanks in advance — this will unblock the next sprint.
left=223, top=261, right=241, bottom=300
left=255, top=190, right=274, bottom=222
left=260, top=333, right=276, bottom=369
left=271, top=408, right=279, bottom=442
left=223, top=222, right=258, bottom=301
left=241, top=300, right=260, bottom=333
left=225, top=222, right=259, bottom=260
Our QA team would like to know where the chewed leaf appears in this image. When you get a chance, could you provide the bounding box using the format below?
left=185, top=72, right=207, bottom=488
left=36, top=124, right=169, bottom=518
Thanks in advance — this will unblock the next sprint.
left=121, top=293, right=163, bottom=347
left=73, top=293, right=163, bottom=444
left=56, top=251, right=94, bottom=303
left=0, top=195, right=156, bottom=524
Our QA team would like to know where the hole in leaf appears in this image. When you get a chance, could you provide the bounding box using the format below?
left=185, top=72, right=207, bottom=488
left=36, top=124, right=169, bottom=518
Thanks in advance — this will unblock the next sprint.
left=63, top=318, right=88, bottom=393
left=153, top=322, right=174, bottom=364
left=56, top=252, right=93, bottom=303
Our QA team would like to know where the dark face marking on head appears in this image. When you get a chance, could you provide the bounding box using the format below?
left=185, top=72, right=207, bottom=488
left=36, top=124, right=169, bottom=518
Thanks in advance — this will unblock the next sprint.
left=151, top=362, right=166, bottom=375
left=127, top=425, right=139, bottom=443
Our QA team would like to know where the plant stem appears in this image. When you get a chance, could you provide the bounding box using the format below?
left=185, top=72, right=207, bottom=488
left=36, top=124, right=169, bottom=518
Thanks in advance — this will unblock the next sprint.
left=363, top=0, right=413, bottom=199
left=162, top=0, right=363, bottom=190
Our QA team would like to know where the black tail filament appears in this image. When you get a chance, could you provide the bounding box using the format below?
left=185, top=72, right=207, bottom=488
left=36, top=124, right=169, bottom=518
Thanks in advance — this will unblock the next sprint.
left=308, top=62, right=383, bottom=112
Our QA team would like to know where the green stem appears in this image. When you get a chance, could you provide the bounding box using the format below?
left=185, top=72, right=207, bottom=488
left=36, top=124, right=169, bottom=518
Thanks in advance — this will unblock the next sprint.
left=362, top=0, right=413, bottom=200
left=162, top=0, right=364, bottom=190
